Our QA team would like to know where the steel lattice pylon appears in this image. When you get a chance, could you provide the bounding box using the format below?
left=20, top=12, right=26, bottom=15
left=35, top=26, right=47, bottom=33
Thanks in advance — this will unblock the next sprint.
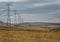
left=6, top=2, right=11, bottom=27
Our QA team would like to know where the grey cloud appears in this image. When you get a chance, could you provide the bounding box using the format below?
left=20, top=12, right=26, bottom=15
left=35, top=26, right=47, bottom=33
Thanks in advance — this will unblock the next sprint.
left=0, top=0, right=60, bottom=23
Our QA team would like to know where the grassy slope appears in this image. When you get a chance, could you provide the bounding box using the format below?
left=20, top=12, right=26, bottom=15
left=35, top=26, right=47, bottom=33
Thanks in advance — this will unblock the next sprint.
left=0, top=24, right=60, bottom=42
left=0, top=30, right=60, bottom=42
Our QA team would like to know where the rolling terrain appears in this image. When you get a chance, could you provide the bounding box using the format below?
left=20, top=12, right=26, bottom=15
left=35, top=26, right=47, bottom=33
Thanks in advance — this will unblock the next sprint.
left=0, top=22, right=60, bottom=42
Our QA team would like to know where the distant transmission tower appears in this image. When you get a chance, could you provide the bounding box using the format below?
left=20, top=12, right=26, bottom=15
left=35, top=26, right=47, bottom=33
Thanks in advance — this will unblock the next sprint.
left=14, top=9, right=17, bottom=28
left=18, top=15, right=24, bottom=24
left=18, top=14, right=21, bottom=24
left=6, top=2, right=12, bottom=27
left=14, top=10, right=17, bottom=24
left=21, top=18, right=24, bottom=23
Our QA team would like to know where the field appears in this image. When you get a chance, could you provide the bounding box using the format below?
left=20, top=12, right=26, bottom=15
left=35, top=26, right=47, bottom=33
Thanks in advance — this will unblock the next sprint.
left=0, top=24, right=60, bottom=42
left=0, top=30, right=60, bottom=42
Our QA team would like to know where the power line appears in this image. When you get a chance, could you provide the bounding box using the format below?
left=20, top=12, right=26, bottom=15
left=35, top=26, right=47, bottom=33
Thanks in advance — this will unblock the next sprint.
left=0, top=2, right=24, bottom=27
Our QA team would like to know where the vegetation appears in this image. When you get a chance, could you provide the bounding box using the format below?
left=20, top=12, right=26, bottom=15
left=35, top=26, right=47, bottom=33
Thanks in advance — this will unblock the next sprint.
left=0, top=30, right=60, bottom=42
left=0, top=24, right=60, bottom=42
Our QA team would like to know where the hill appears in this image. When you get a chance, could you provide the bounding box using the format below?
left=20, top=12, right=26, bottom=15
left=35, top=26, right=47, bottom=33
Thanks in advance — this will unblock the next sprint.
left=0, top=21, right=4, bottom=24
left=0, top=22, right=60, bottom=42
left=21, top=22, right=60, bottom=25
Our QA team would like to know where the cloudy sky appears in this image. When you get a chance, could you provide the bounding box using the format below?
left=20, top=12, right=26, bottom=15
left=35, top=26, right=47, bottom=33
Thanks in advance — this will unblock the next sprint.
left=0, top=0, right=60, bottom=23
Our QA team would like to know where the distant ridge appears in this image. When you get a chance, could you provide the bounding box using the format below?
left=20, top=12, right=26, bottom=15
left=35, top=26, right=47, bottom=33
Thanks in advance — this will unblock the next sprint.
left=21, top=22, right=60, bottom=25
left=0, top=21, right=4, bottom=24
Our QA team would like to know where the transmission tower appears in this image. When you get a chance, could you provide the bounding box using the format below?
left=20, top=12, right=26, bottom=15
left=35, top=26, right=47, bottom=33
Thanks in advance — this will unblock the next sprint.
left=21, top=18, right=24, bottom=23
left=18, top=15, right=24, bottom=24
left=14, top=10, right=17, bottom=24
left=6, top=2, right=11, bottom=27
left=18, top=15, right=21, bottom=24
left=14, top=9, right=17, bottom=28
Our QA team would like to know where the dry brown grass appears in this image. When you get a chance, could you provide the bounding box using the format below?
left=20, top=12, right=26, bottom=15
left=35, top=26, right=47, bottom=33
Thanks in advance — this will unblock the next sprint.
left=0, top=30, right=60, bottom=42
left=0, top=24, right=60, bottom=42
